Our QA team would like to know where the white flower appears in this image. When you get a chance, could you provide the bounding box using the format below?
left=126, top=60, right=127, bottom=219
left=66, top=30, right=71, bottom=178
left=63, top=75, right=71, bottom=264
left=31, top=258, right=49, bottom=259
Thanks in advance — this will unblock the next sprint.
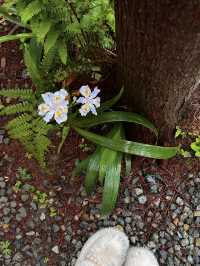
left=77, top=85, right=100, bottom=116
left=38, top=89, right=69, bottom=124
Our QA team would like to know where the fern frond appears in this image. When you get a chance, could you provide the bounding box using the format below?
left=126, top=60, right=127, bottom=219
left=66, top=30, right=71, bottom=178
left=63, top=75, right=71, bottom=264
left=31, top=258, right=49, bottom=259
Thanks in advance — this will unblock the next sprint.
left=6, top=114, right=32, bottom=130
left=34, top=134, right=51, bottom=168
left=21, top=0, right=42, bottom=24
left=0, top=88, right=35, bottom=100
left=0, top=102, right=34, bottom=116
left=35, top=19, right=52, bottom=44
left=41, top=46, right=57, bottom=73
left=44, top=27, right=60, bottom=54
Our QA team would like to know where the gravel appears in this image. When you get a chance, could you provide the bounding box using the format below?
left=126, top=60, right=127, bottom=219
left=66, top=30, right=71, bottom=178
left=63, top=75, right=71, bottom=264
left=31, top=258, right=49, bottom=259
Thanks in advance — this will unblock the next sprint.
left=0, top=165, right=199, bottom=266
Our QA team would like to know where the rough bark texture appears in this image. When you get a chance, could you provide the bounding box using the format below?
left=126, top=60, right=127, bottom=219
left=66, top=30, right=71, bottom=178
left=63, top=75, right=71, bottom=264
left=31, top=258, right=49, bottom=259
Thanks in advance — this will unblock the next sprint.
left=115, top=0, right=200, bottom=140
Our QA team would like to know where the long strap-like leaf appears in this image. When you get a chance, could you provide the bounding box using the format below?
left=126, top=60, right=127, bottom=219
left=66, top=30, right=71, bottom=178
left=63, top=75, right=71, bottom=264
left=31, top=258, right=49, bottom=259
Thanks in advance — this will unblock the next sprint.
left=71, top=111, right=158, bottom=136
left=74, top=127, right=178, bottom=159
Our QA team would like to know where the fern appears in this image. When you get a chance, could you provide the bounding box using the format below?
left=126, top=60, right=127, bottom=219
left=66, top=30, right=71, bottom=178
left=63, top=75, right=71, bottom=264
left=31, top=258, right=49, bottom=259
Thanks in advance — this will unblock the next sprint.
left=0, top=102, right=34, bottom=115
left=21, top=0, right=43, bottom=24
left=0, top=88, right=35, bottom=100
left=1, top=91, right=54, bottom=169
left=2, top=0, right=115, bottom=89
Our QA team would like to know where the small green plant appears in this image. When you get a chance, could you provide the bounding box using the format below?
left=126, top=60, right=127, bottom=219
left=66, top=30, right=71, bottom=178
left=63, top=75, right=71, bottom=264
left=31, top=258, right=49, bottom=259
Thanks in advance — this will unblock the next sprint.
left=175, top=126, right=200, bottom=158
left=49, top=207, right=57, bottom=217
left=13, top=180, right=23, bottom=192
left=33, top=190, right=49, bottom=205
left=175, top=126, right=187, bottom=138
left=191, top=136, right=200, bottom=157
left=43, top=256, right=49, bottom=264
left=17, top=167, right=32, bottom=180
left=0, top=241, right=12, bottom=256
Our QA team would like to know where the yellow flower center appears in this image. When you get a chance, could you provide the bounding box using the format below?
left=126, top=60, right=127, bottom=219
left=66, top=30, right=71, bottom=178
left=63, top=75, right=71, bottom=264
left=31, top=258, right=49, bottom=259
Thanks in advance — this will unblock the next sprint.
left=82, top=103, right=90, bottom=112
left=83, top=88, right=91, bottom=98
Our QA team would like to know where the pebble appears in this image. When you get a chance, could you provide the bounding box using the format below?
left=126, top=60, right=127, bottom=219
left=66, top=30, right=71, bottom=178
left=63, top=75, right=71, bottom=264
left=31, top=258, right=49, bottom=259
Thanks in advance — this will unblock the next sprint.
left=0, top=181, right=6, bottom=188
left=40, top=213, right=46, bottom=221
left=52, top=246, right=59, bottom=254
left=196, top=238, right=200, bottom=247
left=1, top=57, right=6, bottom=68
left=194, top=210, right=200, bottom=217
left=10, top=201, right=17, bottom=208
left=18, top=207, right=27, bottom=218
left=135, top=188, right=143, bottom=196
left=176, top=197, right=184, bottom=206
left=138, top=195, right=147, bottom=204
left=21, top=194, right=29, bottom=202
left=52, top=224, right=60, bottom=233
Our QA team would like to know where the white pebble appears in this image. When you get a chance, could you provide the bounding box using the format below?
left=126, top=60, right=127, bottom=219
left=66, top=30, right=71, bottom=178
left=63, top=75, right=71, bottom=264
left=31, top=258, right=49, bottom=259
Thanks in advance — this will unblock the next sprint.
left=52, top=245, right=59, bottom=254
left=40, top=213, right=46, bottom=221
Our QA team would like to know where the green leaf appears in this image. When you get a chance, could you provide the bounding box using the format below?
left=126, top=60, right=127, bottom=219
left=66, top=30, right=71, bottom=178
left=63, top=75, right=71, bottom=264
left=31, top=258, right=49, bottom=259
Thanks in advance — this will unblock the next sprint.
left=74, top=127, right=178, bottom=159
left=58, top=40, right=68, bottom=65
left=24, top=43, right=44, bottom=88
left=21, top=0, right=42, bottom=24
left=0, top=102, right=33, bottom=115
left=35, top=20, right=52, bottom=43
left=0, top=89, right=35, bottom=100
left=44, top=29, right=60, bottom=54
left=0, top=33, right=33, bottom=44
left=72, top=111, right=158, bottom=136
left=85, top=148, right=101, bottom=194
left=98, top=87, right=124, bottom=113
left=99, top=124, right=123, bottom=184
left=191, top=142, right=200, bottom=152
left=57, top=126, right=70, bottom=154
left=101, top=152, right=122, bottom=215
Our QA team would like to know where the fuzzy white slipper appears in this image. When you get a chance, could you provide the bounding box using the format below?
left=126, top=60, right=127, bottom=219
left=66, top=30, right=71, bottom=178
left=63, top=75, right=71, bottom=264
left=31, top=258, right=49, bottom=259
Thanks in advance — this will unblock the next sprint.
left=124, top=247, right=159, bottom=266
left=75, top=227, right=129, bottom=266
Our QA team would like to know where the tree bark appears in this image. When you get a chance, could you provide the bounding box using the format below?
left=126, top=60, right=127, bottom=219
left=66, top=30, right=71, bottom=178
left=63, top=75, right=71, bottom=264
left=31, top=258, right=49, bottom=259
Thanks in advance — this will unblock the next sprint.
left=115, top=0, right=200, bottom=141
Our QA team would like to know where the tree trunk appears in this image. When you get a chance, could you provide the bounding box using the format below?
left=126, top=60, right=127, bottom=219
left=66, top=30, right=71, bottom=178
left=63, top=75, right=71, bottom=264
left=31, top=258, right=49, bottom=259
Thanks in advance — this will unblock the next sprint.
left=115, top=0, right=200, bottom=141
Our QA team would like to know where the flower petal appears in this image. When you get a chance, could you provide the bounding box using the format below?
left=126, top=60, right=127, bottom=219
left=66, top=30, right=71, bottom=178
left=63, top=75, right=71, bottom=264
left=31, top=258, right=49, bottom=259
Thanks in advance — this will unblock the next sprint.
left=42, top=92, right=54, bottom=106
left=43, top=111, right=54, bottom=123
left=89, top=87, right=100, bottom=99
left=76, top=97, right=87, bottom=104
left=38, top=103, right=50, bottom=116
left=54, top=113, right=68, bottom=124
left=89, top=103, right=97, bottom=115
left=79, top=103, right=90, bottom=116
left=92, top=96, right=100, bottom=108
left=79, top=85, right=91, bottom=98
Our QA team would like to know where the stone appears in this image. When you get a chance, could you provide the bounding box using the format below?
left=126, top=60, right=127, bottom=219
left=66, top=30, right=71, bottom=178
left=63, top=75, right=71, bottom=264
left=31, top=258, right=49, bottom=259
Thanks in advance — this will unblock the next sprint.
left=21, top=194, right=29, bottom=202
left=138, top=195, right=147, bottom=204
left=176, top=197, right=184, bottom=206
left=40, top=213, right=46, bottom=221
left=13, top=252, right=23, bottom=262
left=194, top=211, right=200, bottom=217
left=52, top=224, right=60, bottom=233
left=0, top=181, right=5, bottom=188
left=3, top=207, right=10, bottom=216
left=1, top=57, right=6, bottom=68
left=135, top=188, right=143, bottom=196
left=52, top=245, right=59, bottom=254
left=10, top=201, right=17, bottom=208
left=195, top=238, right=200, bottom=247
left=18, top=207, right=27, bottom=218
left=26, top=231, right=35, bottom=236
